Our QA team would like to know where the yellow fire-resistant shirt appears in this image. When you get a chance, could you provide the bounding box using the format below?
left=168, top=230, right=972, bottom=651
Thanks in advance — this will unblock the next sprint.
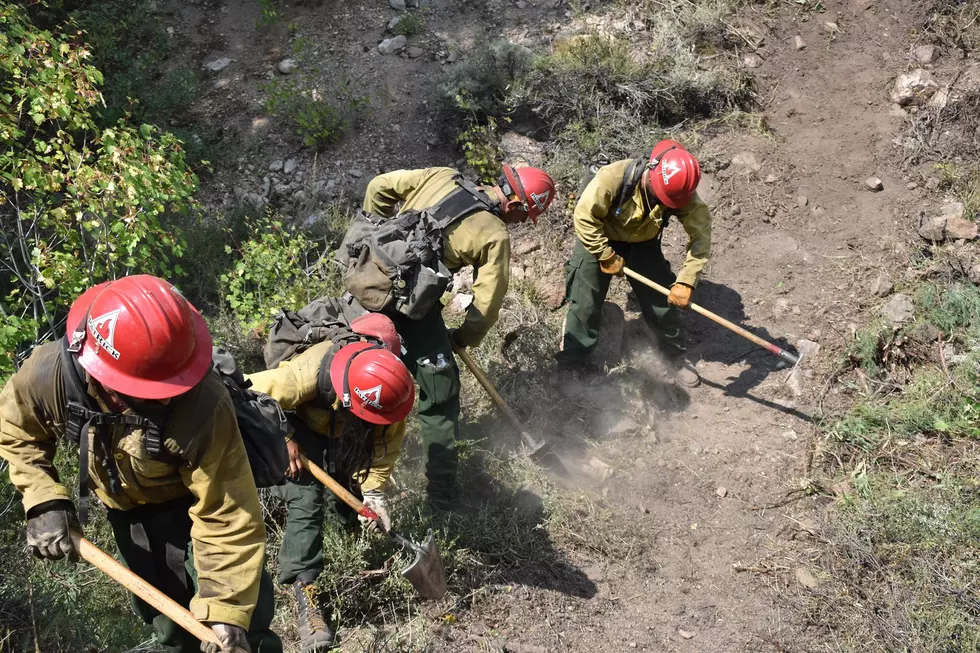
left=245, top=339, right=404, bottom=493
left=574, top=159, right=713, bottom=287
left=0, top=342, right=267, bottom=629
left=362, top=167, right=510, bottom=347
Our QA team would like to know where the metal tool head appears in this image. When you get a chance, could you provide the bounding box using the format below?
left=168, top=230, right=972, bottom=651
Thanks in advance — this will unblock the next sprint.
left=521, top=431, right=569, bottom=476
left=399, top=529, right=447, bottom=599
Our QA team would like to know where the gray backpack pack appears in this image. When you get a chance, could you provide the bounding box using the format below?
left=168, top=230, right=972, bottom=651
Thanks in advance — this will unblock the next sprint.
left=263, top=295, right=367, bottom=370
left=337, top=175, right=495, bottom=320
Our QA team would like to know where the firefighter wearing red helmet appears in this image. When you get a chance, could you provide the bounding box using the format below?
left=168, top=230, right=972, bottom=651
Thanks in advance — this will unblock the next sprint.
left=245, top=330, right=414, bottom=652
left=0, top=275, right=282, bottom=653
left=557, top=140, right=712, bottom=387
left=360, top=163, right=556, bottom=510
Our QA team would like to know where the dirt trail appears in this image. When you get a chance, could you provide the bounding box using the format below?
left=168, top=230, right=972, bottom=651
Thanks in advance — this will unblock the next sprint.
left=474, top=2, right=924, bottom=651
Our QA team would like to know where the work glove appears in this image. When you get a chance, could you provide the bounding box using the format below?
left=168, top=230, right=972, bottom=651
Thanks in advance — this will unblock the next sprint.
left=667, top=283, right=693, bottom=309
left=358, top=490, right=391, bottom=532
left=200, top=623, right=251, bottom=653
left=285, top=438, right=304, bottom=480
left=447, top=328, right=465, bottom=350
left=26, top=500, right=79, bottom=562
left=598, top=248, right=625, bottom=277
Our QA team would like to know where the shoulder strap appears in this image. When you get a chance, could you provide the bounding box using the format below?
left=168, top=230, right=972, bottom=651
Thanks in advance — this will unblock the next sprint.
left=429, top=175, right=496, bottom=229
left=612, top=158, right=646, bottom=217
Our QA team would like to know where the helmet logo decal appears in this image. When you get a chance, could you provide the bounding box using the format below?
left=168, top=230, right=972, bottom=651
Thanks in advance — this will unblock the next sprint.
left=88, top=310, right=122, bottom=360
left=354, top=384, right=383, bottom=410
left=661, top=159, right=682, bottom=186
left=529, top=190, right=550, bottom=211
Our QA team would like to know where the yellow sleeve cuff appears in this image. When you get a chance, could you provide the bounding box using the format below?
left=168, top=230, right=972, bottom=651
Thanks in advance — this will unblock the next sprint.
left=190, top=599, right=252, bottom=630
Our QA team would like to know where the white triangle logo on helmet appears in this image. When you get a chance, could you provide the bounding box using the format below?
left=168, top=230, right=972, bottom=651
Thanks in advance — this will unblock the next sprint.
left=529, top=190, right=550, bottom=211
left=88, top=309, right=122, bottom=360
left=354, top=384, right=383, bottom=410
left=661, top=159, right=682, bottom=186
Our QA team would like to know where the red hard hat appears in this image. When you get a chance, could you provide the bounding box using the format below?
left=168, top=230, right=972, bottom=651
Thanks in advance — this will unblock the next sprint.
left=648, top=140, right=701, bottom=210
left=501, top=164, right=556, bottom=224
left=329, top=342, right=415, bottom=425
left=350, top=313, right=403, bottom=356
left=65, top=275, right=213, bottom=400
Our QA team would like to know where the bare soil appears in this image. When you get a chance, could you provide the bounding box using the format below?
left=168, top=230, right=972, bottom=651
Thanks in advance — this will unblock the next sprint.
left=160, top=0, right=943, bottom=650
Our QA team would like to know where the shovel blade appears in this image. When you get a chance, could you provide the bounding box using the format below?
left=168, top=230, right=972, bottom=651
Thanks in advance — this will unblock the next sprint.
left=400, top=529, right=447, bottom=599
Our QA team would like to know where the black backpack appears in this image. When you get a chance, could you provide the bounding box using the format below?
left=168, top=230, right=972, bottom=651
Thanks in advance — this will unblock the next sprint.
left=263, top=295, right=367, bottom=370
left=336, top=175, right=495, bottom=320
left=59, top=341, right=288, bottom=522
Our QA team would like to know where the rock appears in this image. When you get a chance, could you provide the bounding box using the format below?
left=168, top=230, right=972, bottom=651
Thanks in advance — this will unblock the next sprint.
left=883, top=293, right=915, bottom=324
left=452, top=266, right=474, bottom=293
left=940, top=201, right=965, bottom=221
left=797, top=195, right=809, bottom=207
left=388, top=0, right=406, bottom=9
left=349, top=169, right=363, bottom=178
left=450, top=293, right=473, bottom=313
left=716, top=487, right=728, bottom=498
left=743, top=53, right=763, bottom=68
left=406, top=47, right=424, bottom=59
left=918, top=215, right=948, bottom=242
left=378, top=35, right=407, bottom=55
left=870, top=272, right=894, bottom=297
left=510, top=265, right=527, bottom=282
left=731, top=152, right=761, bottom=173
left=946, top=217, right=978, bottom=241
left=910, top=321, right=940, bottom=343
left=865, top=177, right=884, bottom=192
left=824, top=22, right=840, bottom=34
left=795, top=568, right=821, bottom=589
left=515, top=0, right=527, bottom=7
left=913, top=44, right=936, bottom=65
left=764, top=174, right=779, bottom=184
left=260, top=176, right=272, bottom=199
left=277, top=58, right=297, bottom=74
left=590, top=301, right=626, bottom=369
left=303, top=214, right=318, bottom=229
left=794, top=35, right=806, bottom=50
left=970, top=262, right=980, bottom=284
left=512, top=238, right=541, bottom=258
left=925, top=177, right=940, bottom=190
left=890, top=69, right=939, bottom=106
left=907, top=181, right=919, bottom=190
left=283, top=158, right=298, bottom=175
left=269, top=159, right=284, bottom=172
left=204, top=56, right=231, bottom=72
left=796, top=338, right=821, bottom=362
left=678, top=629, right=694, bottom=640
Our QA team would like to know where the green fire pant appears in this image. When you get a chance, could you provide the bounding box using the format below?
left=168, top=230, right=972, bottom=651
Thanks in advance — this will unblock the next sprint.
left=561, top=238, right=685, bottom=361
left=388, top=305, right=461, bottom=505
left=106, top=497, right=281, bottom=653
left=272, top=421, right=360, bottom=586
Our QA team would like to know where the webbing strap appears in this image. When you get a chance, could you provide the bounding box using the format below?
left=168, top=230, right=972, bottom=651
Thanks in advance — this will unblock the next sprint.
left=429, top=176, right=495, bottom=230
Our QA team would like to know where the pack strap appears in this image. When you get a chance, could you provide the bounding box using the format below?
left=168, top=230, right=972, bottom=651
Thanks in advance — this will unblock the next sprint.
left=429, top=176, right=496, bottom=230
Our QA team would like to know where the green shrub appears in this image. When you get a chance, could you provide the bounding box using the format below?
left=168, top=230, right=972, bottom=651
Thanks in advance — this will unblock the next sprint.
left=265, top=79, right=368, bottom=150
left=458, top=118, right=506, bottom=183
left=392, top=13, right=424, bottom=37
left=0, top=1, right=198, bottom=382
left=440, top=40, right=534, bottom=120
left=219, top=213, right=343, bottom=332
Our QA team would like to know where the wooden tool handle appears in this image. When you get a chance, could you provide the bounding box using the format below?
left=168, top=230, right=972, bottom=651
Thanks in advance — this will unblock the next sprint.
left=299, top=455, right=380, bottom=522
left=72, top=532, right=219, bottom=645
left=453, top=345, right=528, bottom=432
left=622, top=267, right=800, bottom=365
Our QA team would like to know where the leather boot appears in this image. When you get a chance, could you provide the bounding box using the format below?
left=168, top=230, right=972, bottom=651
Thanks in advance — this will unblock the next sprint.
left=670, top=358, right=701, bottom=388
left=293, top=579, right=335, bottom=652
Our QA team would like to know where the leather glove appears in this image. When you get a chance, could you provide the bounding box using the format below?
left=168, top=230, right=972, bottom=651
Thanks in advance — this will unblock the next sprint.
left=667, top=283, right=693, bottom=309
left=200, top=623, right=251, bottom=653
left=26, top=500, right=79, bottom=562
left=598, top=248, right=625, bottom=277
left=358, top=490, right=391, bottom=532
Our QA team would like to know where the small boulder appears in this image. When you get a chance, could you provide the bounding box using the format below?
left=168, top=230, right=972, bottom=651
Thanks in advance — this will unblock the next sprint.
left=678, top=630, right=695, bottom=640
left=795, top=568, right=821, bottom=589
left=406, top=46, right=425, bottom=59
left=731, top=152, right=762, bottom=173
left=918, top=215, right=947, bottom=242
left=716, top=487, right=729, bottom=498
left=743, top=53, right=763, bottom=68
left=890, top=69, right=939, bottom=106
left=794, top=35, right=806, bottom=50
left=204, top=56, right=231, bottom=72
left=925, top=177, right=940, bottom=191
left=870, top=272, right=894, bottom=297
left=865, top=177, right=884, bottom=192
left=798, top=195, right=809, bottom=208
left=269, top=159, right=284, bottom=172
left=378, top=35, right=407, bottom=55
left=913, top=44, right=936, bottom=65
left=283, top=158, right=299, bottom=175
left=883, top=293, right=915, bottom=325
left=388, top=0, right=406, bottom=9
left=947, top=218, right=978, bottom=241
left=277, top=58, right=297, bottom=74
